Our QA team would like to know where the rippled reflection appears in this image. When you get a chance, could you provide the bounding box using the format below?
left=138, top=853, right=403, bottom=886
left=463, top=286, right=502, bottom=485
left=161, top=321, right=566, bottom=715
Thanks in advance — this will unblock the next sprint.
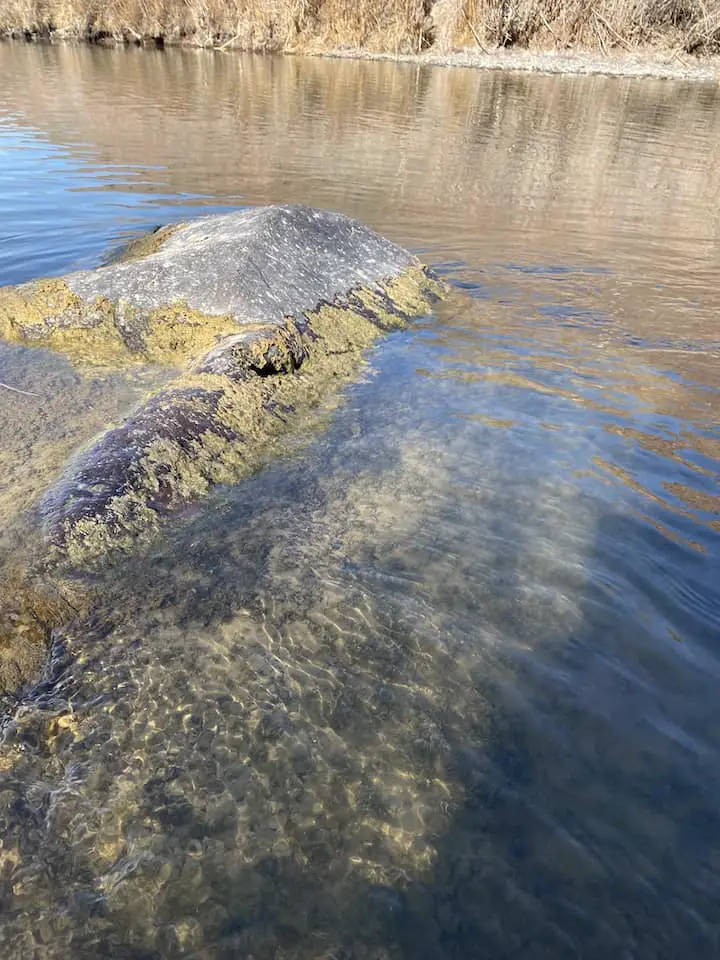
left=0, top=42, right=719, bottom=960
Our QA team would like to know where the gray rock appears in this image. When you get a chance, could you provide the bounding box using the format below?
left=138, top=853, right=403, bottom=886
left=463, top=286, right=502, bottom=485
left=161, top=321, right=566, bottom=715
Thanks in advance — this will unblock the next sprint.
left=68, top=204, right=416, bottom=327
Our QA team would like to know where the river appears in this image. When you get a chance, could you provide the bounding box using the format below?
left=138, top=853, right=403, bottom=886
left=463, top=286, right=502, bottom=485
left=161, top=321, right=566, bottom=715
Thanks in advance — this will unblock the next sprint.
left=0, top=42, right=718, bottom=959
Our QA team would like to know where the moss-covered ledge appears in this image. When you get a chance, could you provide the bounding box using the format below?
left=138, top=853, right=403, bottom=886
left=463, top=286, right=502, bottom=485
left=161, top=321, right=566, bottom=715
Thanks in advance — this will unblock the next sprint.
left=0, top=204, right=444, bottom=694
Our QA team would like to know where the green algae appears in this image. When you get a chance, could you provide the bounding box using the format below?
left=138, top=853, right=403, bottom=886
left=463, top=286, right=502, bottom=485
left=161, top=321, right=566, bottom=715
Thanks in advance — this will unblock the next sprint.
left=107, top=223, right=181, bottom=265
left=142, top=302, right=241, bottom=366
left=0, top=260, right=443, bottom=372
left=0, top=278, right=128, bottom=365
left=0, top=278, right=244, bottom=369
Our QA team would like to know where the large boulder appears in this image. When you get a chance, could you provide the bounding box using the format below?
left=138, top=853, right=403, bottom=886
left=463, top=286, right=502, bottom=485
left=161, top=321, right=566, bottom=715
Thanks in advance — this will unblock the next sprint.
left=1, top=203, right=431, bottom=367
left=0, top=204, right=442, bottom=692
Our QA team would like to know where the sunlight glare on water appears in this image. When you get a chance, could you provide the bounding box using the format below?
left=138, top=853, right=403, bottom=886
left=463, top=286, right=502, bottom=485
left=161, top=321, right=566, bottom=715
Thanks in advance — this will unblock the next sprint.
left=0, top=42, right=718, bottom=959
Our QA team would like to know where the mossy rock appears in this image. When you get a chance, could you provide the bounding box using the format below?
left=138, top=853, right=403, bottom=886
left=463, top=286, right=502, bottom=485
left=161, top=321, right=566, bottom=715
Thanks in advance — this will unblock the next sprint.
left=0, top=204, right=444, bottom=693
left=0, top=204, right=437, bottom=369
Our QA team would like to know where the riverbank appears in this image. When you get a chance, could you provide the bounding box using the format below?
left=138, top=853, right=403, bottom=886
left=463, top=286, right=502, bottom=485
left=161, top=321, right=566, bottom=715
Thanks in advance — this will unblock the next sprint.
left=2, top=36, right=718, bottom=84
left=2, top=0, right=720, bottom=83
left=324, top=45, right=720, bottom=81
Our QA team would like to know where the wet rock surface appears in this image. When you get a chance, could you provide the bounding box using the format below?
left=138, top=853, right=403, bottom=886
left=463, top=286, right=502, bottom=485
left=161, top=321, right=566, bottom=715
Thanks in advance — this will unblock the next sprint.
left=68, top=204, right=417, bottom=327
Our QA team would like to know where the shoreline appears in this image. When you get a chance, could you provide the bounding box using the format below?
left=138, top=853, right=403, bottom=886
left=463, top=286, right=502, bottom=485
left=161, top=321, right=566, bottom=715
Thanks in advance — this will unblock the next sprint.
left=1, top=34, right=719, bottom=83
left=321, top=45, right=720, bottom=82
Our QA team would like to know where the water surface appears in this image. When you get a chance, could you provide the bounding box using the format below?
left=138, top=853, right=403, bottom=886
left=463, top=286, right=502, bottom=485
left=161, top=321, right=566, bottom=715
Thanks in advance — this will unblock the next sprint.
left=0, top=43, right=719, bottom=959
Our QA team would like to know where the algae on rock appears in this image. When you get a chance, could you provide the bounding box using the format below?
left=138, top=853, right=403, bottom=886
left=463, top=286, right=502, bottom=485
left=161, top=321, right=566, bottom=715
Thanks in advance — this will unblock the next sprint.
left=0, top=204, right=444, bottom=694
left=45, top=263, right=442, bottom=565
left=0, top=570, right=79, bottom=694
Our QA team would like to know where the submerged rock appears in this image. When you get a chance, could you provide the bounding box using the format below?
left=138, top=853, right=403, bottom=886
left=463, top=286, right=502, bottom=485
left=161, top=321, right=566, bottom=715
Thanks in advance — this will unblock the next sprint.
left=0, top=204, right=442, bottom=692
left=0, top=571, right=77, bottom=695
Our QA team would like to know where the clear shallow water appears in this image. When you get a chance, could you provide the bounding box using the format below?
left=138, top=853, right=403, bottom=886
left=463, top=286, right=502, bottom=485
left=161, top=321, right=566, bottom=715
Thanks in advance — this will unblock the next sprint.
left=0, top=42, right=719, bottom=959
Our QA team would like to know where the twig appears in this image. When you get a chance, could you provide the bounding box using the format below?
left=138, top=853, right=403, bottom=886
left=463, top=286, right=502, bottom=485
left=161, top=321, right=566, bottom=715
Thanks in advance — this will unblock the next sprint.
left=463, top=10, right=489, bottom=54
left=538, top=9, right=560, bottom=44
left=595, top=11, right=632, bottom=51
left=592, top=16, right=609, bottom=57
left=0, top=381, right=39, bottom=397
left=670, top=46, right=690, bottom=67
left=126, top=27, right=142, bottom=41
left=215, top=32, right=240, bottom=51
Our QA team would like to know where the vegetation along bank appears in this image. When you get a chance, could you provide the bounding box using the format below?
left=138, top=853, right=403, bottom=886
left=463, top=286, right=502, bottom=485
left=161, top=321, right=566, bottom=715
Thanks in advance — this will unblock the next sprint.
left=1, top=0, right=720, bottom=62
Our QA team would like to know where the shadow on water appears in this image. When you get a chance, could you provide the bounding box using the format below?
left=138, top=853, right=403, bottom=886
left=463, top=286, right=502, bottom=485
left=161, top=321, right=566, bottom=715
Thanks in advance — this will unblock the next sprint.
left=391, top=520, right=720, bottom=960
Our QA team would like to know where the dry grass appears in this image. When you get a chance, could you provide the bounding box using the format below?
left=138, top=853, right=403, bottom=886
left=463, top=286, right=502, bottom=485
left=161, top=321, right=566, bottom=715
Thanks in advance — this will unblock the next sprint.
left=0, top=0, right=719, bottom=55
left=447, top=0, right=720, bottom=55
left=0, top=0, right=431, bottom=52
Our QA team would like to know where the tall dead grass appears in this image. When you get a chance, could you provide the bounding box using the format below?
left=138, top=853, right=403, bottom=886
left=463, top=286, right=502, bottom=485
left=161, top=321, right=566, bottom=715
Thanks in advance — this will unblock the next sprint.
left=0, top=0, right=719, bottom=54
left=440, top=0, right=720, bottom=55
left=0, top=0, right=430, bottom=51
